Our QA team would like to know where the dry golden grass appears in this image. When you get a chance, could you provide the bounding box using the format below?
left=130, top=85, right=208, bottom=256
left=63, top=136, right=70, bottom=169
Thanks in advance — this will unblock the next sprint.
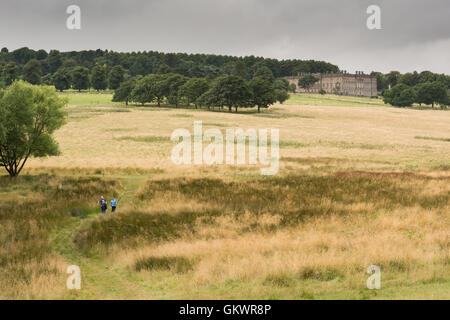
left=114, top=207, right=448, bottom=283
left=2, top=94, right=449, bottom=299
left=26, top=101, right=450, bottom=172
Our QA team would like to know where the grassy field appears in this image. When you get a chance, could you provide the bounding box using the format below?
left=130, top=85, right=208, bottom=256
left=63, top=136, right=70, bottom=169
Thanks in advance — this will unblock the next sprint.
left=0, top=93, right=449, bottom=300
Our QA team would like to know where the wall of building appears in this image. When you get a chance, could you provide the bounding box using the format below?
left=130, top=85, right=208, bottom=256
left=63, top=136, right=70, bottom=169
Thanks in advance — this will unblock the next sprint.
left=286, top=73, right=378, bottom=98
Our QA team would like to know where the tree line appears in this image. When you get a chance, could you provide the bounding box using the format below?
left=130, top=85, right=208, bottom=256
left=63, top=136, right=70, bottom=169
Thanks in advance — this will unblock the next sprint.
left=375, top=71, right=450, bottom=108
left=113, top=68, right=291, bottom=113
left=0, top=47, right=339, bottom=90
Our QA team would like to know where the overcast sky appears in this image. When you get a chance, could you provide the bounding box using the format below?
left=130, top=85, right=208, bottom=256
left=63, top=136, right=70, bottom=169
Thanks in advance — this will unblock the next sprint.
left=1, top=0, right=449, bottom=74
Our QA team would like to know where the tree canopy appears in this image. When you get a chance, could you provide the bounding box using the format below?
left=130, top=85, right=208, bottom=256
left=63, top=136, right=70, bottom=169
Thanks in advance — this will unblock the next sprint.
left=298, top=75, right=319, bottom=92
left=249, top=77, right=277, bottom=112
left=91, top=65, right=107, bottom=91
left=415, top=82, right=448, bottom=108
left=0, top=81, right=67, bottom=177
left=383, top=84, right=417, bottom=107
left=71, top=66, right=90, bottom=91
left=23, top=59, right=42, bottom=85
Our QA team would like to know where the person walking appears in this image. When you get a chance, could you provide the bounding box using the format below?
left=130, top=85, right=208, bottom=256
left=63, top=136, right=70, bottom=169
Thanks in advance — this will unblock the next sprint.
left=110, top=198, right=117, bottom=213
left=99, top=196, right=107, bottom=214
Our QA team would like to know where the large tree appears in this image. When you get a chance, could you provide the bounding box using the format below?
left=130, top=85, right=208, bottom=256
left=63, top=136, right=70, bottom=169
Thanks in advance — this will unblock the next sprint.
left=273, top=78, right=290, bottom=91
left=0, top=81, right=67, bottom=177
left=23, top=59, right=42, bottom=85
left=383, top=83, right=416, bottom=107
left=298, top=75, right=319, bottom=92
left=2, top=62, right=18, bottom=86
left=179, top=78, right=209, bottom=108
left=130, top=76, right=155, bottom=105
left=386, top=71, right=401, bottom=88
left=71, top=66, right=90, bottom=92
left=164, top=73, right=187, bottom=106
left=275, top=89, right=290, bottom=104
left=148, top=74, right=169, bottom=106
left=108, top=65, right=126, bottom=90
left=113, top=79, right=136, bottom=106
left=249, top=77, right=277, bottom=112
left=253, top=66, right=274, bottom=83
left=52, top=67, right=71, bottom=92
left=215, top=75, right=251, bottom=112
left=45, top=50, right=63, bottom=74
left=415, top=82, right=448, bottom=108
left=91, top=65, right=107, bottom=91
left=232, top=60, right=248, bottom=79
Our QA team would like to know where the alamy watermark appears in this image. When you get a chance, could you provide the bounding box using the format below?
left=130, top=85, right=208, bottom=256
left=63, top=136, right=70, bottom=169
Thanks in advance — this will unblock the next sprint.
left=366, top=5, right=381, bottom=30
left=171, top=121, right=279, bottom=176
left=66, top=265, right=81, bottom=290
left=66, top=5, right=81, bottom=30
left=366, top=265, right=381, bottom=290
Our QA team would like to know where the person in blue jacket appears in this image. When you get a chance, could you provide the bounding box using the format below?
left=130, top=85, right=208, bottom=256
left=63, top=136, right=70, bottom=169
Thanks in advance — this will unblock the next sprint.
left=110, top=198, right=118, bottom=213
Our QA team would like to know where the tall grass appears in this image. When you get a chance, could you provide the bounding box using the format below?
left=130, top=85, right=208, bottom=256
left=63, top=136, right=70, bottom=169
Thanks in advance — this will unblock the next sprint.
left=0, top=175, right=119, bottom=299
left=76, top=171, right=449, bottom=251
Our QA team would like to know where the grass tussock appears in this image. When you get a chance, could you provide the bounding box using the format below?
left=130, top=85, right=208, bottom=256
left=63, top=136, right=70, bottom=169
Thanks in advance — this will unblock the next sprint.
left=74, top=208, right=221, bottom=251
left=134, top=256, right=194, bottom=273
left=137, top=172, right=449, bottom=225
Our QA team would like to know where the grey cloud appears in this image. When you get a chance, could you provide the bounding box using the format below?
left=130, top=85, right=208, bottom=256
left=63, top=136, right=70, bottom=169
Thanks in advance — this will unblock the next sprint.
left=0, top=0, right=448, bottom=73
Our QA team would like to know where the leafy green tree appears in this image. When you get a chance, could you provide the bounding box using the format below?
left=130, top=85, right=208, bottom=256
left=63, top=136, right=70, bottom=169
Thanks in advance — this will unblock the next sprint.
left=45, top=50, right=62, bottom=74
left=418, top=71, right=436, bottom=84
left=2, top=62, right=18, bottom=86
left=415, top=82, right=448, bottom=108
left=249, top=77, right=277, bottom=112
left=11, top=47, right=36, bottom=65
left=275, top=89, right=290, bottom=104
left=71, top=66, right=90, bottom=92
left=232, top=60, right=248, bottom=79
left=253, top=66, right=274, bottom=83
left=399, top=71, right=420, bottom=87
left=52, top=68, right=71, bottom=92
left=298, top=75, right=319, bottom=92
left=131, top=76, right=155, bottom=105
left=157, top=63, right=173, bottom=74
left=41, top=74, right=53, bottom=85
left=36, top=49, right=48, bottom=61
left=164, top=74, right=187, bottom=106
left=148, top=74, right=169, bottom=106
left=61, top=58, right=78, bottom=69
left=215, top=75, right=251, bottom=112
left=91, top=65, right=107, bottom=91
left=0, top=81, right=67, bottom=177
left=108, top=65, right=126, bottom=90
left=23, top=59, right=42, bottom=85
left=383, top=83, right=416, bottom=107
left=179, top=78, right=209, bottom=108
left=112, top=79, right=136, bottom=106
left=196, top=89, right=219, bottom=110
left=273, top=78, right=290, bottom=91
left=386, top=71, right=401, bottom=88
left=289, top=83, right=297, bottom=93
